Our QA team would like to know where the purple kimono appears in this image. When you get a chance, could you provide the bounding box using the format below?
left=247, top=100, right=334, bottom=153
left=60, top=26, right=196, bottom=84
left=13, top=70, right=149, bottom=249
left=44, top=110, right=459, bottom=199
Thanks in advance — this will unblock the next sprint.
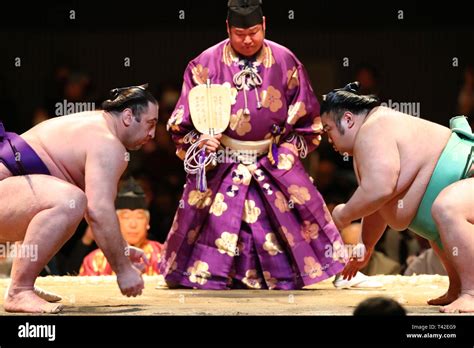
left=160, top=39, right=346, bottom=290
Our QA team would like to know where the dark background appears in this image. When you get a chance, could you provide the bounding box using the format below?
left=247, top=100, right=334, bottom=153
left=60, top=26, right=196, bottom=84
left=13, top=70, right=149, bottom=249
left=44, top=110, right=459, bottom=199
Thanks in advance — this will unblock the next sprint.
left=0, top=0, right=472, bottom=131
left=0, top=0, right=472, bottom=287
left=0, top=0, right=473, bottom=257
left=0, top=1, right=473, bottom=335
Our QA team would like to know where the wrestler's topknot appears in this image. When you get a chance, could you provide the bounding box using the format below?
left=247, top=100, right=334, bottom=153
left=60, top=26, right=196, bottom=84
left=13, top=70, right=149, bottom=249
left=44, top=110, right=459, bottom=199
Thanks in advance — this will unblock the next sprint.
left=342, top=81, right=360, bottom=94
left=320, top=81, right=380, bottom=133
left=102, top=84, right=157, bottom=122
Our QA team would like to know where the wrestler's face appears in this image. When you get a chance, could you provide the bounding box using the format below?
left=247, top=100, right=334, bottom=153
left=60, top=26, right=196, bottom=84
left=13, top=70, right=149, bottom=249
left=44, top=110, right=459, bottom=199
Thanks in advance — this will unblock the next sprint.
left=117, top=209, right=150, bottom=247
left=122, top=101, right=159, bottom=150
left=227, top=17, right=266, bottom=57
left=321, top=111, right=356, bottom=156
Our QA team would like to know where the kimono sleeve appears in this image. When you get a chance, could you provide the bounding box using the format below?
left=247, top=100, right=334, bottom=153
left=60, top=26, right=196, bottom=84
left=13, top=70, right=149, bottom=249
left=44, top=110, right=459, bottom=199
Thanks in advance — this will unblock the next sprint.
left=166, top=62, right=202, bottom=160
left=281, top=63, right=323, bottom=158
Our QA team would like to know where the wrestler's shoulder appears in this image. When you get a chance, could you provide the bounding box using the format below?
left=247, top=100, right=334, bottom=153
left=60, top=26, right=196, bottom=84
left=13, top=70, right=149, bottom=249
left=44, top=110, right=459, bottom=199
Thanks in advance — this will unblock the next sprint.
left=362, top=107, right=400, bottom=129
left=75, top=114, right=124, bottom=150
left=82, top=131, right=126, bottom=165
left=356, top=108, right=399, bottom=144
left=90, top=138, right=126, bottom=158
left=53, top=112, right=117, bottom=137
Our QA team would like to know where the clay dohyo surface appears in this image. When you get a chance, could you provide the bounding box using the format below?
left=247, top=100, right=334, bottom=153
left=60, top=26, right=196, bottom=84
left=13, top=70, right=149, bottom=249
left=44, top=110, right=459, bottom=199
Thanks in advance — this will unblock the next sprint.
left=0, top=274, right=471, bottom=316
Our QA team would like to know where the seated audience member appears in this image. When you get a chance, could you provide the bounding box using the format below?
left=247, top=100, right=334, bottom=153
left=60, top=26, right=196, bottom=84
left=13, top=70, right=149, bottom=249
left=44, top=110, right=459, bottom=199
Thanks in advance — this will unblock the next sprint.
left=354, top=296, right=407, bottom=316
left=80, top=178, right=163, bottom=276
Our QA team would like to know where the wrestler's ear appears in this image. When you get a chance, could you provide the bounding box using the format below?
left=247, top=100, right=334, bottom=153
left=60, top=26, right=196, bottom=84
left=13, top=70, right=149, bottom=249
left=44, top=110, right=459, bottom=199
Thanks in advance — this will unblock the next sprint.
left=122, top=108, right=134, bottom=127
left=343, top=111, right=355, bottom=129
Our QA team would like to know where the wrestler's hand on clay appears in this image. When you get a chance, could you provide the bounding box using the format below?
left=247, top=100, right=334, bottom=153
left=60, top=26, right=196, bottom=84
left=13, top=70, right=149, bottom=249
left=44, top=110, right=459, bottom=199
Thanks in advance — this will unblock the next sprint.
left=341, top=245, right=373, bottom=280
left=198, top=133, right=222, bottom=154
left=116, top=265, right=145, bottom=297
left=126, top=246, right=150, bottom=273
left=332, top=204, right=351, bottom=231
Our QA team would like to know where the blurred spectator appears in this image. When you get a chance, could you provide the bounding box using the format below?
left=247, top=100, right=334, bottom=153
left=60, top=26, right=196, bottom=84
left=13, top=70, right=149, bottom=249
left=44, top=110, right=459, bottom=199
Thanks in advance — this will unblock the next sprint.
left=313, top=156, right=357, bottom=200
left=134, top=172, right=178, bottom=243
left=158, top=83, right=181, bottom=125
left=354, top=296, right=406, bottom=316
left=80, top=177, right=163, bottom=276
left=46, top=219, right=93, bottom=275
left=360, top=247, right=401, bottom=276
left=404, top=248, right=447, bottom=276
left=32, top=64, right=95, bottom=125
left=325, top=196, right=400, bottom=279
left=404, top=234, right=446, bottom=276
left=314, top=158, right=338, bottom=195
left=458, top=65, right=474, bottom=124
left=354, top=63, right=382, bottom=97
left=381, top=229, right=421, bottom=274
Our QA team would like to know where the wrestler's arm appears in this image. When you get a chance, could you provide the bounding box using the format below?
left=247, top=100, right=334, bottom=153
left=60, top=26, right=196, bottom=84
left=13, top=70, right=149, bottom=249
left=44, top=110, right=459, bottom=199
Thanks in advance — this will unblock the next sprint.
left=341, top=211, right=388, bottom=279
left=83, top=139, right=131, bottom=273
left=361, top=210, right=387, bottom=250
left=353, top=155, right=388, bottom=248
left=338, top=125, right=400, bottom=225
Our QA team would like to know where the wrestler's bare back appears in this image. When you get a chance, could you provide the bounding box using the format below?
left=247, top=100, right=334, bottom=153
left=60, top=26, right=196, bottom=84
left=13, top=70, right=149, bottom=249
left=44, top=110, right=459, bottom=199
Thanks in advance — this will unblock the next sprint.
left=354, top=106, right=451, bottom=229
left=0, top=111, right=125, bottom=188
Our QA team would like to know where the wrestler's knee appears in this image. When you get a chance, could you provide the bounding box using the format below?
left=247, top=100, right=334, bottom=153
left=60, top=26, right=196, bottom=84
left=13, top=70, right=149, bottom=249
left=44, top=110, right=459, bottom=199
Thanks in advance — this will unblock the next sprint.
left=55, top=184, right=87, bottom=221
left=63, top=186, right=87, bottom=219
left=431, top=187, right=459, bottom=226
left=0, top=163, right=12, bottom=181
